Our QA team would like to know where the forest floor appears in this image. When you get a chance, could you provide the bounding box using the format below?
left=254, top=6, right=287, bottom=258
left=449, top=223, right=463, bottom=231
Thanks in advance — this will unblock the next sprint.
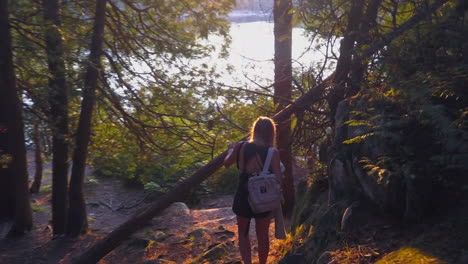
left=0, top=155, right=293, bottom=264
left=3, top=156, right=466, bottom=264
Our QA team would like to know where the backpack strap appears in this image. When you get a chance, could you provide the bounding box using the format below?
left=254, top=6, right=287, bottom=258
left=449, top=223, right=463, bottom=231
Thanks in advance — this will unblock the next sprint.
left=261, top=147, right=274, bottom=174
left=236, top=141, right=245, bottom=170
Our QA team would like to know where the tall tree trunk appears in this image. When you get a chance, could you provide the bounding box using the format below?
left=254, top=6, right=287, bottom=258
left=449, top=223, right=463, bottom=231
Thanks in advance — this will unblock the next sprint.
left=42, top=0, right=70, bottom=235
left=328, top=0, right=365, bottom=123
left=273, top=0, right=294, bottom=218
left=67, top=0, right=106, bottom=237
left=0, top=127, right=15, bottom=219
left=30, top=122, right=44, bottom=194
left=348, top=0, right=382, bottom=97
left=69, top=1, right=449, bottom=260
left=0, top=0, right=33, bottom=235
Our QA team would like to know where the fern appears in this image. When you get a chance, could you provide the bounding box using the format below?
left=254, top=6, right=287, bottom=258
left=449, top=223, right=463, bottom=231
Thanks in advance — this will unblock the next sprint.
left=359, top=157, right=391, bottom=184
left=344, top=120, right=373, bottom=127
left=343, top=133, right=375, bottom=144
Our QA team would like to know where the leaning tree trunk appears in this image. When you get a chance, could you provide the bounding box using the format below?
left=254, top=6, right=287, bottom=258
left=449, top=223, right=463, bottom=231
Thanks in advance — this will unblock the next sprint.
left=327, top=0, right=364, bottom=123
left=0, top=0, right=33, bottom=235
left=69, top=1, right=450, bottom=261
left=273, top=0, right=294, bottom=218
left=42, top=0, right=70, bottom=235
left=70, top=74, right=334, bottom=264
left=67, top=0, right=107, bottom=237
left=30, top=122, right=44, bottom=194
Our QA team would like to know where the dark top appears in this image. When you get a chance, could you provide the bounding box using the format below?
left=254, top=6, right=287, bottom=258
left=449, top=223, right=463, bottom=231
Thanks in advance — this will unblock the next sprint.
left=232, top=142, right=271, bottom=218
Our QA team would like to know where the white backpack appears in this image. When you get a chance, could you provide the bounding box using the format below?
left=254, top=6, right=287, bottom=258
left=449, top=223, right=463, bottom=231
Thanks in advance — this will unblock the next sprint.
left=248, top=147, right=282, bottom=214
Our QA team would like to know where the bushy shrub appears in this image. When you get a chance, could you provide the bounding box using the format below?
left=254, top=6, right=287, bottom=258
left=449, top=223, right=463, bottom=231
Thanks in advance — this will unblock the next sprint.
left=204, top=166, right=239, bottom=194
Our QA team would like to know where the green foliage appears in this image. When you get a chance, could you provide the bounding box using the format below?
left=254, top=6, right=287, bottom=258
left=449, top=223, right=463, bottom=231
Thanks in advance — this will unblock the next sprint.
left=89, top=110, right=196, bottom=186
left=346, top=89, right=467, bottom=189
left=340, top=0, right=468, bottom=190
left=340, top=2, right=468, bottom=197
left=9, top=0, right=249, bottom=193
left=204, top=167, right=239, bottom=194
left=270, top=224, right=314, bottom=259
left=342, top=133, right=375, bottom=144
left=42, top=185, right=52, bottom=193
left=297, top=0, right=349, bottom=37
left=0, top=153, right=13, bottom=169
left=31, top=204, right=47, bottom=213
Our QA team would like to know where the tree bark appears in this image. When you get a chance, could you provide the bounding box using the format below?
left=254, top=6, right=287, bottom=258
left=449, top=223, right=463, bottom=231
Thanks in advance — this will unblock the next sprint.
left=42, top=0, right=70, bottom=235
left=328, top=0, right=365, bottom=122
left=0, top=0, right=33, bottom=235
left=30, top=122, right=44, bottom=194
left=67, top=0, right=107, bottom=237
left=348, top=0, right=383, bottom=97
left=70, top=0, right=449, bottom=261
left=273, top=0, right=294, bottom=218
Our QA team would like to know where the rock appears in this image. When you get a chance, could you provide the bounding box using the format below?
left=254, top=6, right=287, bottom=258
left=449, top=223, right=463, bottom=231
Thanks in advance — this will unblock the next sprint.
left=153, top=231, right=172, bottom=242
left=127, top=237, right=150, bottom=248
left=329, top=98, right=402, bottom=214
left=160, top=202, right=190, bottom=217
left=328, top=153, right=364, bottom=205
left=279, top=253, right=306, bottom=264
left=88, top=202, right=100, bottom=208
left=192, top=242, right=229, bottom=263
left=202, top=244, right=226, bottom=260
left=214, top=229, right=235, bottom=239
left=187, top=228, right=209, bottom=239
left=0, top=219, right=14, bottom=239
left=171, top=202, right=189, bottom=210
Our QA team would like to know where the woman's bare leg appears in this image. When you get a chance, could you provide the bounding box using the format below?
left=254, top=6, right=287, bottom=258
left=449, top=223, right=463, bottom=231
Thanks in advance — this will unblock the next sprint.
left=237, top=216, right=252, bottom=264
left=255, top=217, right=271, bottom=264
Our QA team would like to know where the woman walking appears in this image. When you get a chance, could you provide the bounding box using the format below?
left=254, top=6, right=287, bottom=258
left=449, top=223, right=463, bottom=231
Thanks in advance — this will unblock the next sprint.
left=224, top=116, right=284, bottom=264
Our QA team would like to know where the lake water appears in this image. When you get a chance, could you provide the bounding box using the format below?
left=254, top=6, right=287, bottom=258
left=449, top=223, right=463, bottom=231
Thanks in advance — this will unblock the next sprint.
left=206, top=12, right=336, bottom=89
left=128, top=11, right=336, bottom=92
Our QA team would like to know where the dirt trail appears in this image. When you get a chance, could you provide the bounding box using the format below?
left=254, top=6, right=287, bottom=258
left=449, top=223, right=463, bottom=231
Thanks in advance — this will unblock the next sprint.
left=102, top=195, right=281, bottom=264
left=0, top=155, right=288, bottom=264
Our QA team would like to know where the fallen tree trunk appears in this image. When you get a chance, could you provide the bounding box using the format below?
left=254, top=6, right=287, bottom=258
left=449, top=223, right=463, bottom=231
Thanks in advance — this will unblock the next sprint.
left=71, top=153, right=229, bottom=264
left=70, top=74, right=334, bottom=264
left=71, top=1, right=449, bottom=262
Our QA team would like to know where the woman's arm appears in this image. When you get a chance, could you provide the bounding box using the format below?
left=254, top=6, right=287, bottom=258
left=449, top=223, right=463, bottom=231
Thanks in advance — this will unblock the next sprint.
left=223, top=142, right=241, bottom=168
